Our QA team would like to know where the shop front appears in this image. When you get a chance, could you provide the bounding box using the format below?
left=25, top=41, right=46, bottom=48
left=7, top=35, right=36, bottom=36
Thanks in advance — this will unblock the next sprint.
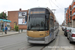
left=0, top=19, right=11, bottom=32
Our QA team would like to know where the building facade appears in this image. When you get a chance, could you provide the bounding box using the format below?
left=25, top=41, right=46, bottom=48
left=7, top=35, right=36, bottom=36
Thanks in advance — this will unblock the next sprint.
left=65, top=0, right=75, bottom=27
left=8, top=9, right=28, bottom=29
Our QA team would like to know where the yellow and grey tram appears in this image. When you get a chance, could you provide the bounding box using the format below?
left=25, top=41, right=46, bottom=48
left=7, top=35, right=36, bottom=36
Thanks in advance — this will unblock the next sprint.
left=27, top=7, right=59, bottom=44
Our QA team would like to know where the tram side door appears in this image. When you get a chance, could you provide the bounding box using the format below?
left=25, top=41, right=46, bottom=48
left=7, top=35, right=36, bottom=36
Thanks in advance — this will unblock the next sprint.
left=50, top=19, right=54, bottom=40
left=50, top=27, right=54, bottom=40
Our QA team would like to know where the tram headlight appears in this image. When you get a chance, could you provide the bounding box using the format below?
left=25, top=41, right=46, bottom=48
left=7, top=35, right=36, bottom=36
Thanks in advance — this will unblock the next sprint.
left=45, top=33, right=49, bottom=36
left=45, top=31, right=49, bottom=36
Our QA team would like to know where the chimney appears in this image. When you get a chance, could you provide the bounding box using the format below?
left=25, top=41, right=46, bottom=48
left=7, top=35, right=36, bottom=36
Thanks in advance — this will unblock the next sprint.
left=19, top=8, right=22, bottom=11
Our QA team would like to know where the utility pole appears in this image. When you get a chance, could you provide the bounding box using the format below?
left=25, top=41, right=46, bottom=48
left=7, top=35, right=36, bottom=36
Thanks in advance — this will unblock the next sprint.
left=3, top=12, right=4, bottom=19
left=51, top=9, right=56, bottom=14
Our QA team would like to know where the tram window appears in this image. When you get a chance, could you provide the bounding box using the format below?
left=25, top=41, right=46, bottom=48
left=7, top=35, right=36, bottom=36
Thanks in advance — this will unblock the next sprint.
left=46, top=9, right=50, bottom=14
left=50, top=16, right=53, bottom=19
left=45, top=15, right=49, bottom=29
left=50, top=19, right=54, bottom=28
left=46, top=14, right=49, bottom=18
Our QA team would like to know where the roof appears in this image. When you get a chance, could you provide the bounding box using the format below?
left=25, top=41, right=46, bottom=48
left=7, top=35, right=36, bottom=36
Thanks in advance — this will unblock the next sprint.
left=0, top=19, right=11, bottom=22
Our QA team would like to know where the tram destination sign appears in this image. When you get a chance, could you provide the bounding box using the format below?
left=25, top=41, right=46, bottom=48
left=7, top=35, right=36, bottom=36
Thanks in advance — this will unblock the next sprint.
left=30, top=11, right=45, bottom=14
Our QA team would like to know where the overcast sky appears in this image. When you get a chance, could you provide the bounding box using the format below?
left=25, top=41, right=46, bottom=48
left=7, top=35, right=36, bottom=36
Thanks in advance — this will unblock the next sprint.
left=0, top=0, right=73, bottom=25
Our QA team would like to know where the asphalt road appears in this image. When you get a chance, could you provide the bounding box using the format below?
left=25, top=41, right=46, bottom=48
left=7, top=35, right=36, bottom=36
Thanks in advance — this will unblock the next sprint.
left=0, top=27, right=75, bottom=50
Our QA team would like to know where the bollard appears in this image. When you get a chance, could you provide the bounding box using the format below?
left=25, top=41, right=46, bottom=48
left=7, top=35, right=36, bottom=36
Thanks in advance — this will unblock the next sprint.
left=19, top=30, right=21, bottom=33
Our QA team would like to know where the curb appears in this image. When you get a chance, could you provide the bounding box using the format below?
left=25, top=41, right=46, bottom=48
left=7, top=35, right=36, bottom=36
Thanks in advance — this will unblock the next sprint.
left=0, top=33, right=21, bottom=37
left=0, top=31, right=27, bottom=37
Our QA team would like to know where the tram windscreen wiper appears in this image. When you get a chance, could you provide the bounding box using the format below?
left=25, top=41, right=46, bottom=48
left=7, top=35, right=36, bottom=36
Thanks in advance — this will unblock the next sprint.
left=27, top=14, right=49, bottom=30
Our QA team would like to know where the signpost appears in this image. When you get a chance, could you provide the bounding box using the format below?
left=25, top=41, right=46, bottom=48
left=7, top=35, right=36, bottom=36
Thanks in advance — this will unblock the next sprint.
left=0, top=20, right=3, bottom=35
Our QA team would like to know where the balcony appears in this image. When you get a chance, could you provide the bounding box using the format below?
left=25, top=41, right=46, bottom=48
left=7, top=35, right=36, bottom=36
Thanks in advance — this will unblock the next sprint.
left=70, top=7, right=72, bottom=11
left=72, top=5, right=75, bottom=9
left=69, top=17, right=72, bottom=23
left=70, top=11, right=72, bottom=15
left=72, top=15, right=75, bottom=20
left=72, top=13, right=75, bottom=16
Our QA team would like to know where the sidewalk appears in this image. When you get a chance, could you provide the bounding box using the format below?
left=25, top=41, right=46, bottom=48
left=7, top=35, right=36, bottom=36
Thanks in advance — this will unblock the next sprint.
left=0, top=30, right=27, bottom=37
left=0, top=31, right=20, bottom=37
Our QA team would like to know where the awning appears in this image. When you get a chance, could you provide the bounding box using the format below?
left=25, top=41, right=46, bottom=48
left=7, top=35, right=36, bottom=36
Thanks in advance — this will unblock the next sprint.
left=0, top=19, right=11, bottom=23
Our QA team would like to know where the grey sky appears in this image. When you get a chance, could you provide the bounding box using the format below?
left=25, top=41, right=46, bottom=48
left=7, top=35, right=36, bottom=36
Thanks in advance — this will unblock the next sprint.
left=0, top=0, right=73, bottom=25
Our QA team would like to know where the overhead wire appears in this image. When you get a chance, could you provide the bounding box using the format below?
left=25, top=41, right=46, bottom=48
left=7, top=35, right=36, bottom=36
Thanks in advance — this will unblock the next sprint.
left=48, top=0, right=52, bottom=8
left=50, top=0, right=64, bottom=24
left=50, top=0, right=63, bottom=10
left=51, top=0, right=65, bottom=17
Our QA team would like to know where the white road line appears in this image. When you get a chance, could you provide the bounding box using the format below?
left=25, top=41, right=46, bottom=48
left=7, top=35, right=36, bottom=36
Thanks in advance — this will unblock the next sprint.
left=51, top=27, right=62, bottom=50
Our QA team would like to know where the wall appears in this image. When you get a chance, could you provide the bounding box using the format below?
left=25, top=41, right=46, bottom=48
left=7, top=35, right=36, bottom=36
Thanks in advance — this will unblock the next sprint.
left=8, top=10, right=28, bottom=29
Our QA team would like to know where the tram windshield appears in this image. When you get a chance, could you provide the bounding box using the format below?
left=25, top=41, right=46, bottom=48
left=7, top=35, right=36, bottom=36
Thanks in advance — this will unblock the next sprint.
left=27, top=14, right=49, bottom=31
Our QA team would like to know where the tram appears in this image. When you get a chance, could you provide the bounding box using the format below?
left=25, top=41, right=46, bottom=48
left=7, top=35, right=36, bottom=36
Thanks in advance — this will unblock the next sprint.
left=27, top=7, right=59, bottom=44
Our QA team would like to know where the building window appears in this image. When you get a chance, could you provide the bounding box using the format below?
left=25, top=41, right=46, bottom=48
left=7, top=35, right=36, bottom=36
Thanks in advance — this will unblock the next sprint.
left=18, top=12, right=27, bottom=25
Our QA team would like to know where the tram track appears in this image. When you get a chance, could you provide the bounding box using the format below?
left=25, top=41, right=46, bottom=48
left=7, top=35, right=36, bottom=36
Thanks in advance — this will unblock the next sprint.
left=40, top=39, right=56, bottom=50
left=19, top=42, right=53, bottom=50
left=18, top=30, right=59, bottom=50
left=18, top=46, right=34, bottom=50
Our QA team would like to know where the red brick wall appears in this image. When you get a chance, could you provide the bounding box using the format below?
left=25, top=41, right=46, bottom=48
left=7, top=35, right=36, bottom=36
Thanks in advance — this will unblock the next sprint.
left=8, top=10, right=28, bottom=29
left=72, top=2, right=75, bottom=8
left=69, top=6, right=71, bottom=22
left=72, top=8, right=75, bottom=20
left=8, top=11, right=18, bottom=29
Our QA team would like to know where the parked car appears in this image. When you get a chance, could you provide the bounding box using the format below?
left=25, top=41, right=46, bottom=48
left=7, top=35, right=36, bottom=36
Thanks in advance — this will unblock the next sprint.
left=67, top=28, right=75, bottom=43
left=64, top=27, right=72, bottom=36
left=62, top=26, right=66, bottom=31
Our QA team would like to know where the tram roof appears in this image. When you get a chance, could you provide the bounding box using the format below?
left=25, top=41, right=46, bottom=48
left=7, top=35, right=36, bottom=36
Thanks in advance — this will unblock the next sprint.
left=29, top=7, right=53, bottom=14
left=30, top=7, right=53, bottom=13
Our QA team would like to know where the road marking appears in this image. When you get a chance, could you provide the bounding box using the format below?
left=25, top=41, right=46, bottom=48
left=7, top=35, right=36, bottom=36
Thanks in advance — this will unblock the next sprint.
left=51, top=27, right=63, bottom=50
left=51, top=48, right=56, bottom=50
left=18, top=46, right=34, bottom=50
left=57, top=48, right=64, bottom=50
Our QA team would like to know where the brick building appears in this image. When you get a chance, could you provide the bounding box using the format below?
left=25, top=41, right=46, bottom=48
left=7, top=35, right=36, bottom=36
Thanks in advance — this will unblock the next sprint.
left=8, top=9, right=28, bottom=29
left=66, top=0, right=75, bottom=27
